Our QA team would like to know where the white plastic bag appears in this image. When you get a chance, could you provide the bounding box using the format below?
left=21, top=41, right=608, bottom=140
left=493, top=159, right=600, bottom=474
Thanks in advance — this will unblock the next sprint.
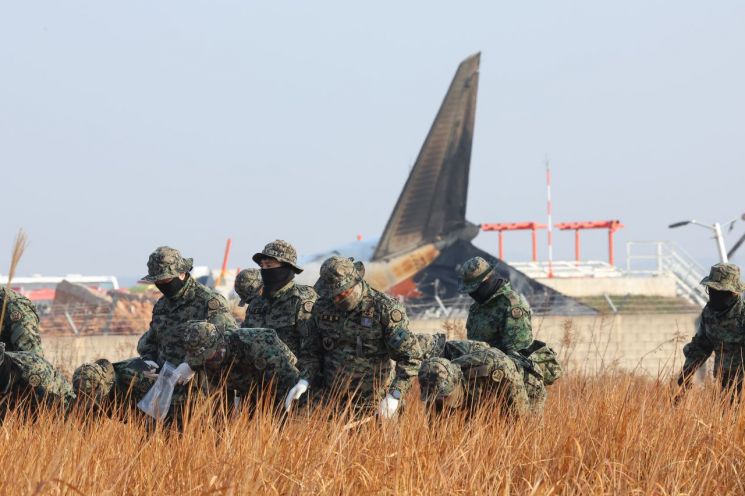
left=137, top=361, right=179, bottom=421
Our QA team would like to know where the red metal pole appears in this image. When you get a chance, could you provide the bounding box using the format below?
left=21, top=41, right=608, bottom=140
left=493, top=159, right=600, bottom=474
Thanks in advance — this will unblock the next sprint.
left=575, top=230, right=581, bottom=262
left=608, top=229, right=615, bottom=266
left=498, top=231, right=504, bottom=260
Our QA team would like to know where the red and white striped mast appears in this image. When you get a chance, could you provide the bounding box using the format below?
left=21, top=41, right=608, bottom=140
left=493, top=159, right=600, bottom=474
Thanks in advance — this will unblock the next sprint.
left=546, top=158, right=554, bottom=278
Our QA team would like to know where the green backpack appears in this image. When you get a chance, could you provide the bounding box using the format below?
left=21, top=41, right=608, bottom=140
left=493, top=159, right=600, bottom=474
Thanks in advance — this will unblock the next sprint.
left=522, top=340, right=563, bottom=386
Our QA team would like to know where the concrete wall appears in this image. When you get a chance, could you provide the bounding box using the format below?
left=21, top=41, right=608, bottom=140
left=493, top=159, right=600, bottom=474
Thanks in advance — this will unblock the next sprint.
left=534, top=275, right=678, bottom=297
left=43, top=311, right=700, bottom=377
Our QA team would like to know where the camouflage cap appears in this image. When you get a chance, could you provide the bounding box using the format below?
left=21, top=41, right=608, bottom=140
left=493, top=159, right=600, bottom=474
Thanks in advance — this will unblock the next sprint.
left=418, top=357, right=464, bottom=402
left=701, top=263, right=745, bottom=293
left=315, top=256, right=363, bottom=298
left=457, top=256, right=495, bottom=294
left=140, top=246, right=194, bottom=283
left=234, top=268, right=262, bottom=306
left=72, top=359, right=116, bottom=403
left=252, top=240, right=303, bottom=274
left=182, top=320, right=225, bottom=368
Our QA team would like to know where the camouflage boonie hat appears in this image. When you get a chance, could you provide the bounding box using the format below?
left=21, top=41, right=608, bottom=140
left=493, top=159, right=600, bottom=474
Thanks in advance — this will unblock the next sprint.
left=72, top=359, right=116, bottom=403
left=315, top=256, right=363, bottom=298
left=457, top=256, right=495, bottom=293
left=418, top=357, right=464, bottom=402
left=140, top=246, right=194, bottom=283
left=252, top=240, right=303, bottom=274
left=182, top=321, right=225, bottom=368
left=234, top=268, right=262, bottom=306
left=701, top=263, right=745, bottom=293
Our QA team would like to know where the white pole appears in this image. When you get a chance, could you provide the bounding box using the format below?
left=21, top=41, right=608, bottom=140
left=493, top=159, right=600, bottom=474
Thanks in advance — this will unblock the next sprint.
left=713, top=222, right=729, bottom=263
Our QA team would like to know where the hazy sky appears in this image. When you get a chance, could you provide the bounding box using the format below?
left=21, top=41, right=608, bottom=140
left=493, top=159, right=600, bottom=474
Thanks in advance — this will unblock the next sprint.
left=2, top=1, right=744, bottom=283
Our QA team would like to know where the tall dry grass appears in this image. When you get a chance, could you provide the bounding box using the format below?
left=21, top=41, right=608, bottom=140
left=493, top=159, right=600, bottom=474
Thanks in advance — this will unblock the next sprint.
left=2, top=373, right=745, bottom=495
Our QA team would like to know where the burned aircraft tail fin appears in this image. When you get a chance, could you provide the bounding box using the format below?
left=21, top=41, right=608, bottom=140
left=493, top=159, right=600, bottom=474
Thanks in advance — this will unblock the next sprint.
left=372, top=53, right=480, bottom=261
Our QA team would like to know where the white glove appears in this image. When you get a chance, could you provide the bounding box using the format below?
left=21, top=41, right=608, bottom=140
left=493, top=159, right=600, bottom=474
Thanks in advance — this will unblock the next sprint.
left=378, top=393, right=400, bottom=420
left=284, top=379, right=309, bottom=412
left=142, top=360, right=160, bottom=380
left=173, top=362, right=195, bottom=385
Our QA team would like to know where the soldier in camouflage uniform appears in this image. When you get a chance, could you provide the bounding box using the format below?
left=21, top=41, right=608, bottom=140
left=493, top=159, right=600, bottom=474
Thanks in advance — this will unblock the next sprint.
left=0, top=343, right=74, bottom=417
left=286, top=256, right=422, bottom=418
left=458, top=257, right=562, bottom=394
left=234, top=268, right=263, bottom=308
left=245, top=240, right=318, bottom=383
left=180, top=320, right=300, bottom=410
left=137, top=246, right=236, bottom=365
left=73, top=357, right=153, bottom=411
left=418, top=340, right=545, bottom=417
left=677, top=263, right=745, bottom=397
left=459, top=256, right=534, bottom=353
left=74, top=247, right=236, bottom=414
left=0, top=286, right=43, bottom=355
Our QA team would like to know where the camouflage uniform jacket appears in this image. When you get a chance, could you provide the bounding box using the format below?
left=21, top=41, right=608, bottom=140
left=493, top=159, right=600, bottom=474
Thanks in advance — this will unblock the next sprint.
left=242, top=281, right=317, bottom=380
left=683, top=296, right=745, bottom=386
left=210, top=328, right=300, bottom=402
left=302, top=282, right=422, bottom=404
left=451, top=346, right=545, bottom=416
left=137, top=276, right=236, bottom=365
left=1, top=349, right=74, bottom=411
left=466, top=282, right=533, bottom=353
left=0, top=287, right=43, bottom=355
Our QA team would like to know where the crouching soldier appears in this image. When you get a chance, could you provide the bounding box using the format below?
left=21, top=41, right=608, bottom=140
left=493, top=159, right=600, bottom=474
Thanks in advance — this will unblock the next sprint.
left=0, top=343, right=74, bottom=419
left=285, top=256, right=422, bottom=419
left=180, top=321, right=300, bottom=412
left=418, top=340, right=546, bottom=417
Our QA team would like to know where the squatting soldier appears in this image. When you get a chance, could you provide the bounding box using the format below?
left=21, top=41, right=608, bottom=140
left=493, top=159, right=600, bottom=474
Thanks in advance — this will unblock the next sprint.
left=677, top=263, right=745, bottom=397
left=458, top=256, right=563, bottom=389
left=137, top=246, right=236, bottom=365
left=0, top=343, right=74, bottom=417
left=418, top=340, right=545, bottom=416
left=245, top=240, right=318, bottom=382
left=181, top=320, right=300, bottom=410
left=285, top=256, right=422, bottom=418
left=234, top=268, right=263, bottom=309
left=0, top=286, right=43, bottom=355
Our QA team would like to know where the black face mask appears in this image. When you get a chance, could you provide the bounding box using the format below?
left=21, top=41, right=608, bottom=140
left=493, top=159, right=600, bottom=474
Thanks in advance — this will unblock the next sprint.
left=155, top=275, right=188, bottom=299
left=708, top=288, right=739, bottom=311
left=261, top=266, right=295, bottom=296
left=469, top=276, right=505, bottom=304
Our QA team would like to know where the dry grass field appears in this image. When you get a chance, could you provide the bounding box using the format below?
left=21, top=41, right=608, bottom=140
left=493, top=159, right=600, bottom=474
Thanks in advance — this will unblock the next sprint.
left=2, top=371, right=745, bottom=495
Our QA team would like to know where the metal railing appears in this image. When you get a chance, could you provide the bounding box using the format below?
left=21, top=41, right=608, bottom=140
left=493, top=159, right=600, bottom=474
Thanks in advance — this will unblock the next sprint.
left=626, top=241, right=707, bottom=307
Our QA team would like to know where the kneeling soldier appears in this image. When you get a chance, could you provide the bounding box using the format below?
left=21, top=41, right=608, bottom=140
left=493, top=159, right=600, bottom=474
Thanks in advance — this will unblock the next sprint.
left=181, top=321, right=300, bottom=410
left=418, top=340, right=545, bottom=417
left=0, top=343, right=74, bottom=417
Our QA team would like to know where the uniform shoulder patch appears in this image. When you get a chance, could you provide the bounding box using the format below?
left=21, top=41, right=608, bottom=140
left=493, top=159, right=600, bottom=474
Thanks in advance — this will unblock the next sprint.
left=10, top=310, right=22, bottom=322
left=28, top=373, right=42, bottom=387
left=491, top=369, right=505, bottom=382
left=510, top=307, right=524, bottom=319
left=208, top=298, right=221, bottom=311
left=302, top=301, right=314, bottom=313
left=254, top=356, right=267, bottom=370
left=390, top=309, right=404, bottom=323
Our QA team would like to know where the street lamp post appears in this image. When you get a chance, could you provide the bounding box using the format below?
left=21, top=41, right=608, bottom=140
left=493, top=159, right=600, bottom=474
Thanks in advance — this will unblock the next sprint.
left=669, top=215, right=743, bottom=263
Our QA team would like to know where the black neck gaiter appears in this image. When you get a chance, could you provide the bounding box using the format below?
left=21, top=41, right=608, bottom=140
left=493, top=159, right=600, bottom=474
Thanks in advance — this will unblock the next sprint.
left=469, top=276, right=506, bottom=304
left=155, top=275, right=188, bottom=299
left=261, top=266, right=295, bottom=296
left=708, top=289, right=739, bottom=311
